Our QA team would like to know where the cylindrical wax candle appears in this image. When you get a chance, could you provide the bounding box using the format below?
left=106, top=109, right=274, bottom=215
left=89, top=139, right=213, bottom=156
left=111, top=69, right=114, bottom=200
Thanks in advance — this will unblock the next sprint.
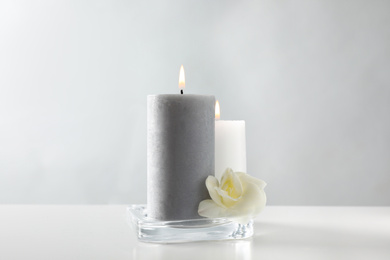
left=215, top=120, right=247, bottom=180
left=147, top=94, right=215, bottom=220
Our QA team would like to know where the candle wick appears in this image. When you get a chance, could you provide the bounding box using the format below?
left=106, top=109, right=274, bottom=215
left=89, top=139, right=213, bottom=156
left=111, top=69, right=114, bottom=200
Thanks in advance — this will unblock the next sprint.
left=181, top=90, right=183, bottom=95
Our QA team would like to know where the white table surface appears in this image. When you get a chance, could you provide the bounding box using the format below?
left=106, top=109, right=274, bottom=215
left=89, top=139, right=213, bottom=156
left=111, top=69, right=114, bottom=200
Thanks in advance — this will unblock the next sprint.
left=0, top=206, right=389, bottom=260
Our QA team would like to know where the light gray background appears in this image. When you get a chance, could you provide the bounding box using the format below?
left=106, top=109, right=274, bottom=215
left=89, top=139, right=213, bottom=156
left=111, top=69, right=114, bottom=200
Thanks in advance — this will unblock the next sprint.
left=1, top=0, right=389, bottom=205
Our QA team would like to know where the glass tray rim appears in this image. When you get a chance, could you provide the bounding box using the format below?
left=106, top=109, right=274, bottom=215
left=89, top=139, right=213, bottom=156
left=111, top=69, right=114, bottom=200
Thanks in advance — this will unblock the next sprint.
left=127, top=204, right=254, bottom=243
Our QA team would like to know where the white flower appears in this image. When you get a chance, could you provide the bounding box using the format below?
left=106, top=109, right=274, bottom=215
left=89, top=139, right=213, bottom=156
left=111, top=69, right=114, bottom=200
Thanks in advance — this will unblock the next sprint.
left=198, top=168, right=267, bottom=224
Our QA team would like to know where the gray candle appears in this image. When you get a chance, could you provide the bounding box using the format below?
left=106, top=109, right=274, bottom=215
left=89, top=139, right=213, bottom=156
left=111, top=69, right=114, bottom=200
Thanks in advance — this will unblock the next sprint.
left=147, top=94, right=215, bottom=220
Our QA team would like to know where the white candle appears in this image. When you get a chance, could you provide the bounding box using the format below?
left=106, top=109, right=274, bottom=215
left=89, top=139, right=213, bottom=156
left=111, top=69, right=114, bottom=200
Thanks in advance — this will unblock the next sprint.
left=214, top=100, right=247, bottom=180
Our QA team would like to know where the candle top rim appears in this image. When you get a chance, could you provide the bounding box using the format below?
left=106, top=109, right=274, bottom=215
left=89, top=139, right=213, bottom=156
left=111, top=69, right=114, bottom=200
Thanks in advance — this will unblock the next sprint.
left=148, top=94, right=215, bottom=97
left=215, top=120, right=246, bottom=123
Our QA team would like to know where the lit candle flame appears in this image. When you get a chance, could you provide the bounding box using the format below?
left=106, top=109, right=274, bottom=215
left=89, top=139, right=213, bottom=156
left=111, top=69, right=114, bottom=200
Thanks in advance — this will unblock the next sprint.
left=215, top=100, right=220, bottom=120
left=179, top=65, right=185, bottom=90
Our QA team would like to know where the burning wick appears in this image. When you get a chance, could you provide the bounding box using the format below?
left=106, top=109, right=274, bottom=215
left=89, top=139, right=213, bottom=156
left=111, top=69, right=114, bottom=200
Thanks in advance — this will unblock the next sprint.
left=179, top=65, right=185, bottom=95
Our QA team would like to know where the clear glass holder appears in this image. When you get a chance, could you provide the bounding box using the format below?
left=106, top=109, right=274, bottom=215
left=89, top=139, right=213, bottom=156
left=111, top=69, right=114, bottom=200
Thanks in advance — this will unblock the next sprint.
left=127, top=204, right=254, bottom=243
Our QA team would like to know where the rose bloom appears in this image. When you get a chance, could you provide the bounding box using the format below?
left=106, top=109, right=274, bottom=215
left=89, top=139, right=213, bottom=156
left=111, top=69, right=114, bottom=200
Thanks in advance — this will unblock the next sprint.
left=198, top=168, right=267, bottom=224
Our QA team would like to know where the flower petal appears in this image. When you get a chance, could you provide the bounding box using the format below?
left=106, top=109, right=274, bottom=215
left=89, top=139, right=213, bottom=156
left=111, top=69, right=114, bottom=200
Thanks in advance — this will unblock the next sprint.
left=236, top=172, right=267, bottom=190
left=215, top=187, right=239, bottom=207
left=205, top=176, right=225, bottom=208
left=198, top=199, right=227, bottom=218
left=228, top=182, right=266, bottom=218
left=220, top=168, right=234, bottom=187
left=220, top=168, right=243, bottom=199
